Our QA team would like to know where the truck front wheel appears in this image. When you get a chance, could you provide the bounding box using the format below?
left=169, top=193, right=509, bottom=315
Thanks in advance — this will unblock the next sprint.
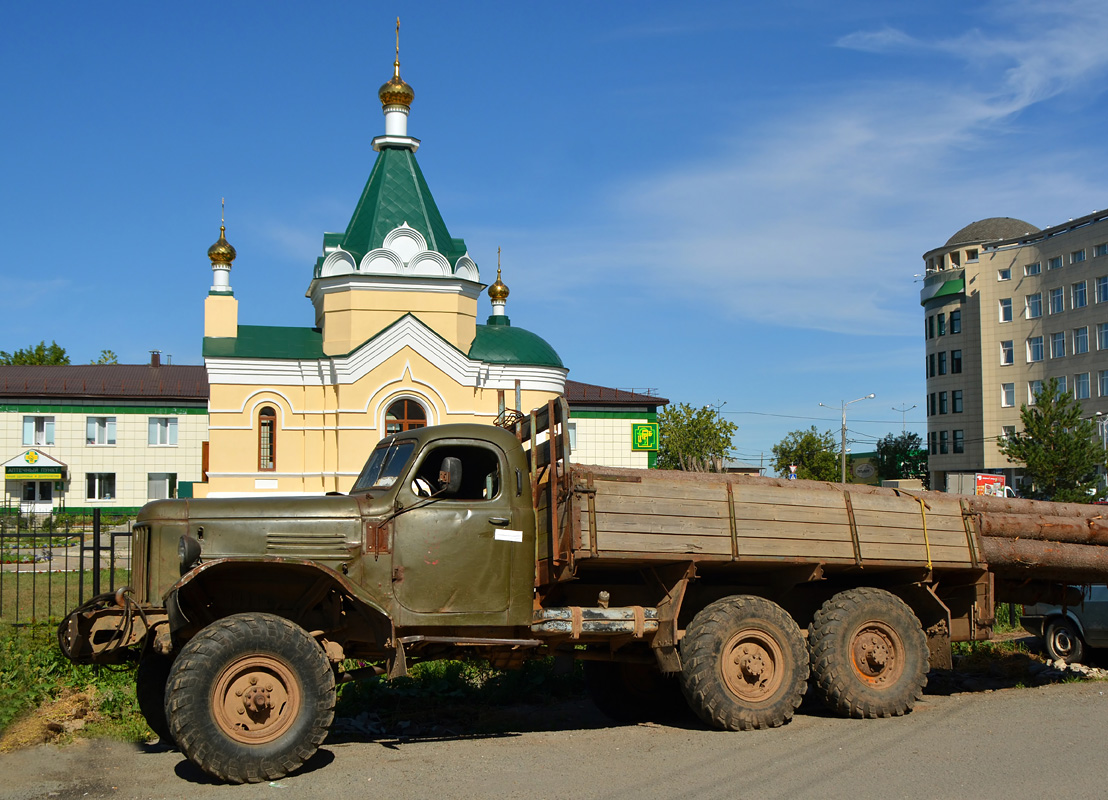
left=808, top=587, right=928, bottom=718
left=164, top=613, right=336, bottom=784
left=679, top=595, right=808, bottom=730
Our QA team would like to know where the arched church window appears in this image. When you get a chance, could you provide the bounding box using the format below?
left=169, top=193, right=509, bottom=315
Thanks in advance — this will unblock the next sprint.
left=259, top=406, right=277, bottom=471
left=386, top=399, right=426, bottom=435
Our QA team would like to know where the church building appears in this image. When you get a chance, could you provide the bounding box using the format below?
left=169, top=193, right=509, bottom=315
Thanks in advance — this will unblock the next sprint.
left=196, top=47, right=567, bottom=498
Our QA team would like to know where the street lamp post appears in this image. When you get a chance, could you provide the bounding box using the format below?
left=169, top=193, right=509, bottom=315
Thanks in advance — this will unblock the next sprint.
left=820, top=394, right=876, bottom=484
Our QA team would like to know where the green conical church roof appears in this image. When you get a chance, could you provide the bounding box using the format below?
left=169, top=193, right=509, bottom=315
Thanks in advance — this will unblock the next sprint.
left=333, top=146, right=469, bottom=267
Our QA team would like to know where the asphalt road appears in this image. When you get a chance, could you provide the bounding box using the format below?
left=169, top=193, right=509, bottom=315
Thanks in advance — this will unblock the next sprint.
left=3, top=683, right=1107, bottom=800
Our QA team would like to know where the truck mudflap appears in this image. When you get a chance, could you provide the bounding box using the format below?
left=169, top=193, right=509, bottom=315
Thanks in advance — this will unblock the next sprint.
left=57, top=587, right=168, bottom=665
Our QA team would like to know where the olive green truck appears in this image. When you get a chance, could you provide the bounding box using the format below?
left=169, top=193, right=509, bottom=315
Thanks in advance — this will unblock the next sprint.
left=59, top=399, right=1108, bottom=783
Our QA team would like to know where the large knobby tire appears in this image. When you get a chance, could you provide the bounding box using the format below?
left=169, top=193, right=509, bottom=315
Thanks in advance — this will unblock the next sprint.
left=808, top=587, right=928, bottom=719
left=584, top=660, right=688, bottom=723
left=679, top=595, right=809, bottom=731
left=164, top=613, right=336, bottom=784
left=1044, top=617, right=1085, bottom=664
left=136, top=652, right=174, bottom=745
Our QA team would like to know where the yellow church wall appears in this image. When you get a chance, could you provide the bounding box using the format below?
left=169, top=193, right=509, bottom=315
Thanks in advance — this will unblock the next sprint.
left=320, top=288, right=477, bottom=356
left=199, top=345, right=562, bottom=497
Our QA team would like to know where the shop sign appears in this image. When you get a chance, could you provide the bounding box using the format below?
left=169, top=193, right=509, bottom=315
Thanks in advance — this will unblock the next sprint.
left=631, top=422, right=659, bottom=451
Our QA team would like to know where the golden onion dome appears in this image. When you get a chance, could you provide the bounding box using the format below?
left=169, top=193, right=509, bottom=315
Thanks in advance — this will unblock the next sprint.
left=488, top=267, right=509, bottom=301
left=207, top=225, right=236, bottom=266
left=379, top=60, right=414, bottom=108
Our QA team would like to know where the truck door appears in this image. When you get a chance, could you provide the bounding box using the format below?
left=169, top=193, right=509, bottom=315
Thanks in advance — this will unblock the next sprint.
left=391, top=439, right=516, bottom=617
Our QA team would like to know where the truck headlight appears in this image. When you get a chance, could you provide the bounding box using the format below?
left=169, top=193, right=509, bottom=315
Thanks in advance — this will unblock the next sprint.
left=178, top=534, right=202, bottom=574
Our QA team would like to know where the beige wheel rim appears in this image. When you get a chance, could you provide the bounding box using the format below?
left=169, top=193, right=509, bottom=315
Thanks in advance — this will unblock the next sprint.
left=849, top=621, right=905, bottom=687
left=721, top=629, right=785, bottom=703
left=212, top=655, right=301, bottom=744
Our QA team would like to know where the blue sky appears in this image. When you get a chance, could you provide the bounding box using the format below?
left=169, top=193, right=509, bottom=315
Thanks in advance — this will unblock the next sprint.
left=4, top=1, right=1108, bottom=467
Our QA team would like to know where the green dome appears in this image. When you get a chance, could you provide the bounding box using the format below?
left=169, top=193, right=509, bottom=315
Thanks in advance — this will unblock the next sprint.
left=469, top=323, right=563, bottom=368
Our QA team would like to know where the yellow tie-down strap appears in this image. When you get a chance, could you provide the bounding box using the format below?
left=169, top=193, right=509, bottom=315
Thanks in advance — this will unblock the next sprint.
left=893, top=490, right=933, bottom=570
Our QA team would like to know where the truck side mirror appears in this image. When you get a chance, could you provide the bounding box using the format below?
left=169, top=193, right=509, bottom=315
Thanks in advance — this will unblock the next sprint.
left=438, top=457, right=462, bottom=495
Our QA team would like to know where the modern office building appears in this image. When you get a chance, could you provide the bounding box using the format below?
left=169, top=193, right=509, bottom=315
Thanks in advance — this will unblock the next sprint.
left=921, top=208, right=1108, bottom=491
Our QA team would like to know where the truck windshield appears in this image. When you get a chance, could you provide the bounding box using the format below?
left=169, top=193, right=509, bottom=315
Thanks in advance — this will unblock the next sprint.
left=351, top=440, right=416, bottom=493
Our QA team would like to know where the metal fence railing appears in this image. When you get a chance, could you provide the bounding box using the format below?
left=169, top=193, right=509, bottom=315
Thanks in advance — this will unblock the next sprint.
left=0, top=509, right=134, bottom=625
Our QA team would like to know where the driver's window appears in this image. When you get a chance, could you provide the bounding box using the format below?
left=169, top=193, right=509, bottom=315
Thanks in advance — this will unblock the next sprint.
left=412, top=444, right=501, bottom=501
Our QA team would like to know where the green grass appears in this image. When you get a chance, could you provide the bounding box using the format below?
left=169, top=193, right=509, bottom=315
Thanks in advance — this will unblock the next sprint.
left=0, top=569, right=131, bottom=624
left=0, top=622, right=149, bottom=742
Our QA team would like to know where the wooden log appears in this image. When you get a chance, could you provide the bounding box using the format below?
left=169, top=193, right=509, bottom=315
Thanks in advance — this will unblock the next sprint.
left=980, top=537, right=1108, bottom=583
left=977, top=513, right=1108, bottom=546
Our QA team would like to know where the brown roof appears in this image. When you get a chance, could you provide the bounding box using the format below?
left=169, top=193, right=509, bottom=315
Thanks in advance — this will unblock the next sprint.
left=563, top=380, right=668, bottom=407
left=0, top=365, right=209, bottom=402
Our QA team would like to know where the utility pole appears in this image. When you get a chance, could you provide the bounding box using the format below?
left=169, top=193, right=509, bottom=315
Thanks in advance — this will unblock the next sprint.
left=892, top=404, right=917, bottom=435
left=820, top=394, right=875, bottom=484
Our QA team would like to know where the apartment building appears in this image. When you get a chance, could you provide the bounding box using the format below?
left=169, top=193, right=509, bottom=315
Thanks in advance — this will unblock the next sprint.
left=921, top=209, right=1108, bottom=491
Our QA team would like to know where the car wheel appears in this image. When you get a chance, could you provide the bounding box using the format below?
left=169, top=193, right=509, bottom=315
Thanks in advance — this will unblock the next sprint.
left=1044, top=618, right=1085, bottom=664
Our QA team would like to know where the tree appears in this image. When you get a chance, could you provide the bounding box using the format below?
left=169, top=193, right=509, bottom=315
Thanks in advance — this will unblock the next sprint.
left=657, top=403, right=737, bottom=472
left=0, top=340, right=70, bottom=365
left=874, top=432, right=928, bottom=483
left=998, top=377, right=1103, bottom=503
left=772, top=427, right=840, bottom=481
left=91, top=349, right=119, bottom=364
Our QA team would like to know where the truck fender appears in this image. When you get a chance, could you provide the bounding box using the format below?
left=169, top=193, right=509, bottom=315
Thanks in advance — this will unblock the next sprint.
left=165, top=557, right=390, bottom=644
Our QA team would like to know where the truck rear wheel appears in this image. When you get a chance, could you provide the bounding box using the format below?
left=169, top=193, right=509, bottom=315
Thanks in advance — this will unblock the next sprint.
left=584, top=660, right=687, bottom=723
left=808, top=587, right=927, bottom=718
left=679, top=595, right=808, bottom=730
left=164, top=613, right=335, bottom=784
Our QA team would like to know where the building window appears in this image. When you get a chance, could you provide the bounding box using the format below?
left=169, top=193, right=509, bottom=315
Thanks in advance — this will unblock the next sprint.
left=939, top=391, right=948, bottom=414
left=1002, top=383, right=1015, bottom=407
left=1002, top=425, right=1016, bottom=440
left=1026, top=262, right=1041, bottom=276
left=928, top=431, right=937, bottom=455
left=968, top=249, right=979, bottom=263
left=1100, top=323, right=1108, bottom=350
left=1073, top=281, right=1088, bottom=309
left=1072, top=249, right=1087, bottom=264
left=1074, top=326, right=1089, bottom=355
left=928, top=393, right=936, bottom=416
left=1000, top=340, right=1014, bottom=365
left=386, top=398, right=427, bottom=434
left=1097, top=276, right=1108, bottom=303
left=951, top=350, right=962, bottom=373
left=86, top=416, right=116, bottom=446
left=1051, top=332, right=1066, bottom=359
left=1100, top=370, right=1108, bottom=397
left=1076, top=372, right=1091, bottom=400
left=997, top=267, right=1010, bottom=281
left=950, top=310, right=961, bottom=333
left=22, top=416, right=55, bottom=446
left=86, top=473, right=115, bottom=500
left=999, top=298, right=1013, bottom=322
left=953, top=430, right=964, bottom=454
left=928, top=353, right=936, bottom=378
left=148, top=417, right=178, bottom=446
left=1028, top=380, right=1043, bottom=404
left=1048, top=256, right=1063, bottom=270
left=927, top=315, right=934, bottom=339
left=1057, top=375, right=1068, bottom=394
left=939, top=431, right=949, bottom=454
left=937, top=313, right=946, bottom=335
left=952, top=390, right=963, bottom=413
left=148, top=473, right=177, bottom=500
left=1027, top=335, right=1044, bottom=363
left=258, top=406, right=277, bottom=471
left=567, top=422, right=577, bottom=451
left=938, top=352, right=947, bottom=374
left=1049, top=287, right=1064, bottom=314
left=1096, top=243, right=1108, bottom=258
left=950, top=251, right=961, bottom=267
left=1026, top=293, right=1042, bottom=319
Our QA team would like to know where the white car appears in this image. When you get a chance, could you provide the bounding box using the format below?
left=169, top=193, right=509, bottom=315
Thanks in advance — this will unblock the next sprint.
left=1021, top=585, right=1108, bottom=663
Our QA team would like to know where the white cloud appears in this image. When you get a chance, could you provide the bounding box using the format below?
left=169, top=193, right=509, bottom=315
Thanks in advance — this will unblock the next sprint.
left=521, top=2, right=1108, bottom=335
